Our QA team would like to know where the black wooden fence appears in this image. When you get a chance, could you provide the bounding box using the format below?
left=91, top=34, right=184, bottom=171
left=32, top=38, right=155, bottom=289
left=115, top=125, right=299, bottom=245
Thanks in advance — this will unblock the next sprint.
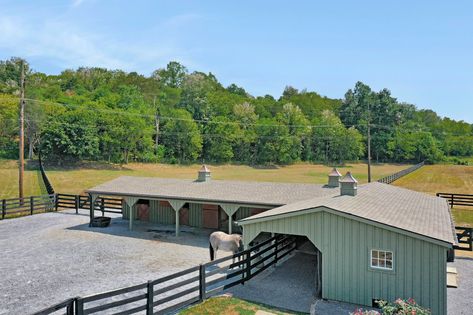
left=33, top=235, right=296, bottom=315
left=38, top=154, right=55, bottom=195
left=0, top=193, right=122, bottom=220
left=436, top=192, right=473, bottom=251
left=436, top=192, right=473, bottom=208
left=377, top=161, right=425, bottom=184
left=56, top=194, right=123, bottom=215
left=0, top=194, right=56, bottom=220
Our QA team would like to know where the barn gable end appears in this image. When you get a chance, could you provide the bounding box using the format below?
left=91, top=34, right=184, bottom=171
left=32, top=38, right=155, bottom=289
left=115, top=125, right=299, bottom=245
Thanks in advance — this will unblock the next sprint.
left=242, top=208, right=447, bottom=315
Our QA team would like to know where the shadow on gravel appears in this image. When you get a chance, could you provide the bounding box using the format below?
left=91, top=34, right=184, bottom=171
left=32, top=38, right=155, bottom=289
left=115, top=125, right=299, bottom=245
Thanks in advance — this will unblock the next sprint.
left=66, top=217, right=211, bottom=249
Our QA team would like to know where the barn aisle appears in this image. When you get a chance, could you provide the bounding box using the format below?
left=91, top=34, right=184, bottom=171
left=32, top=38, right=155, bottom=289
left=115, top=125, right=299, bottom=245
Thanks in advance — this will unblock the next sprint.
left=227, top=251, right=317, bottom=313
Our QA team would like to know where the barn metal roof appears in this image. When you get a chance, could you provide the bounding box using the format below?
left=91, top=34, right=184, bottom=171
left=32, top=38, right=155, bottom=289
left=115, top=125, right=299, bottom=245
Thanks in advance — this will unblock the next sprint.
left=239, top=182, right=456, bottom=245
left=87, top=176, right=339, bottom=207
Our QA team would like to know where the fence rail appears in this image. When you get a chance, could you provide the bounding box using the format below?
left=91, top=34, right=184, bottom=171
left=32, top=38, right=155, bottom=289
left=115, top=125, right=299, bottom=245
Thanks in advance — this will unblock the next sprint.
left=0, top=194, right=56, bottom=220
left=33, top=235, right=296, bottom=315
left=38, top=154, right=55, bottom=195
left=453, top=226, right=473, bottom=251
left=377, top=161, right=425, bottom=184
left=56, top=193, right=123, bottom=215
left=436, top=192, right=473, bottom=208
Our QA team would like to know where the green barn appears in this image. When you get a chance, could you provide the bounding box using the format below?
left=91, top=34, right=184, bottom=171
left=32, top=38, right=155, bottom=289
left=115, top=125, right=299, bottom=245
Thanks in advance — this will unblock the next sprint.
left=87, top=166, right=455, bottom=314
left=238, top=172, right=455, bottom=315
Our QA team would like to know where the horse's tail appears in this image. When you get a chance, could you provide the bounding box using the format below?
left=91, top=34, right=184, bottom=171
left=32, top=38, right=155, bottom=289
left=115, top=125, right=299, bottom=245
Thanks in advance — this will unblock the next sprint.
left=209, top=242, right=214, bottom=261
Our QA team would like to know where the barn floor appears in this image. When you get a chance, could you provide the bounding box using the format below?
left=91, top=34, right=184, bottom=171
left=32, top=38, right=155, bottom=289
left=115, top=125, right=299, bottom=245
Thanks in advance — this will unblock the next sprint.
left=0, top=210, right=212, bottom=315
left=227, top=251, right=317, bottom=313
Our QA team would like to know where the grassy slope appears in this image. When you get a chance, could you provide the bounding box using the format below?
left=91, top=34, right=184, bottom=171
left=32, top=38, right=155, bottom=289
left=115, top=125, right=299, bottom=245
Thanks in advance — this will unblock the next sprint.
left=0, top=159, right=410, bottom=198
left=0, top=160, right=45, bottom=198
left=394, top=165, right=473, bottom=227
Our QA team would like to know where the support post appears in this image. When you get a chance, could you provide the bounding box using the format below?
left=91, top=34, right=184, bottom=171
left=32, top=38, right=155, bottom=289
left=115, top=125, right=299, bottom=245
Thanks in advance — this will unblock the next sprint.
left=30, top=196, right=34, bottom=215
left=129, top=201, right=134, bottom=230
left=168, top=200, right=186, bottom=237
left=146, top=280, right=153, bottom=315
left=175, top=208, right=180, bottom=237
left=219, top=204, right=240, bottom=235
left=89, top=194, right=98, bottom=227
left=55, top=194, right=59, bottom=211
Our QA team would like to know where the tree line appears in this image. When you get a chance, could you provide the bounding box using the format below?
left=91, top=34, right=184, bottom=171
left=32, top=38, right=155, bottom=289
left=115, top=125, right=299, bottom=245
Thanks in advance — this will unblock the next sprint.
left=0, top=57, right=472, bottom=165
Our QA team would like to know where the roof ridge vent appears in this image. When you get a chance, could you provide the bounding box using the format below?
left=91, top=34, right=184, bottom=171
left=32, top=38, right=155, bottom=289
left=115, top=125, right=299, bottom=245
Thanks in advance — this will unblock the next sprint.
left=327, top=167, right=342, bottom=187
left=197, top=164, right=211, bottom=182
left=339, top=171, right=358, bottom=196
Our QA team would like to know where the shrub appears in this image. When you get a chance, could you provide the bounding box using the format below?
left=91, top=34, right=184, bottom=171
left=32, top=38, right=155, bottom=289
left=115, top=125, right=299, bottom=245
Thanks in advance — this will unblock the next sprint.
left=350, top=298, right=430, bottom=315
left=378, top=298, right=431, bottom=315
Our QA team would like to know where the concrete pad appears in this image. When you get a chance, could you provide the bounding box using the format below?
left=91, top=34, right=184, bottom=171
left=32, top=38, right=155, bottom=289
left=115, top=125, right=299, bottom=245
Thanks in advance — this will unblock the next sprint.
left=228, top=252, right=317, bottom=313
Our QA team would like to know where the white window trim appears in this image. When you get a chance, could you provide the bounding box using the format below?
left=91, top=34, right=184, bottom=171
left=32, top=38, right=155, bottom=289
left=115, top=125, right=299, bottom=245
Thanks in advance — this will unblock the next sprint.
left=370, top=249, right=394, bottom=271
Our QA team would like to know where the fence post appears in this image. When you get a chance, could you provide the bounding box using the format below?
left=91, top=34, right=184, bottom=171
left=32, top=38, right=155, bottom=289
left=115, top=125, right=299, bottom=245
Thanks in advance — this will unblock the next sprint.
left=101, top=198, right=105, bottom=217
left=75, top=195, right=79, bottom=214
left=66, top=299, right=74, bottom=315
left=451, top=195, right=454, bottom=208
left=75, top=297, right=83, bottom=315
left=2, top=199, right=6, bottom=220
left=55, top=194, right=59, bottom=211
left=199, top=264, right=206, bottom=301
left=30, top=196, right=34, bottom=215
left=146, top=280, right=153, bottom=315
left=274, top=238, right=279, bottom=267
left=245, top=251, right=251, bottom=282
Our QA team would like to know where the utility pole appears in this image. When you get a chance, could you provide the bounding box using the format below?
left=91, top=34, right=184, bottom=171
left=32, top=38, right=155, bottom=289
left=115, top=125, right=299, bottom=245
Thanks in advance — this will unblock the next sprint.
left=18, top=61, right=25, bottom=199
left=367, top=102, right=372, bottom=183
left=153, top=96, right=160, bottom=154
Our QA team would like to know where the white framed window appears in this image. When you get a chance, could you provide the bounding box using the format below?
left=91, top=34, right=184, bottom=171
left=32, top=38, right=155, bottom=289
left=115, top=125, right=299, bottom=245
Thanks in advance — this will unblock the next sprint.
left=370, top=249, right=393, bottom=270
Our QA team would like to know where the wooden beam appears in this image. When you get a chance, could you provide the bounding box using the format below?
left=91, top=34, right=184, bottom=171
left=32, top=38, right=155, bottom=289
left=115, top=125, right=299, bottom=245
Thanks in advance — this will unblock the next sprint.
left=167, top=200, right=186, bottom=237
left=220, top=204, right=240, bottom=234
left=123, top=197, right=139, bottom=230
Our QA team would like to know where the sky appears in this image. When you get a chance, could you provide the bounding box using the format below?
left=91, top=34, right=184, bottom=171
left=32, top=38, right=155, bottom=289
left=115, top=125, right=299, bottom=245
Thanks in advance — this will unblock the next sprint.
left=0, top=0, right=472, bottom=122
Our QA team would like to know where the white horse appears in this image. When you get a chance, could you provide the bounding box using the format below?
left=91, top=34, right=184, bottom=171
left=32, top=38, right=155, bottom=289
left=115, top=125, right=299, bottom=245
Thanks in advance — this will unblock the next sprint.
left=209, top=231, right=243, bottom=261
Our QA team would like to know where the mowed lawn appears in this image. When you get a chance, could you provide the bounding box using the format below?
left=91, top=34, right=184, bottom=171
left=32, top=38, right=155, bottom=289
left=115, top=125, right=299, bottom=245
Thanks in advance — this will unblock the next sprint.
left=0, top=159, right=410, bottom=198
left=179, top=296, right=300, bottom=315
left=394, top=164, right=473, bottom=226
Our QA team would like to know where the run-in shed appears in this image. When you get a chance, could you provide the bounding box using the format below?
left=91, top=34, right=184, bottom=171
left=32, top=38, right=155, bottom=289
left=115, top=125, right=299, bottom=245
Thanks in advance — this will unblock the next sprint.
left=238, top=173, right=456, bottom=315
left=86, top=165, right=337, bottom=235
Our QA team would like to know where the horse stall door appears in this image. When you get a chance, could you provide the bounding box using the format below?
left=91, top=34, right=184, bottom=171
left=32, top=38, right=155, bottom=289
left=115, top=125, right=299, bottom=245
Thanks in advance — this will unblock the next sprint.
left=137, top=202, right=150, bottom=221
left=179, top=207, right=189, bottom=226
left=202, top=204, right=219, bottom=229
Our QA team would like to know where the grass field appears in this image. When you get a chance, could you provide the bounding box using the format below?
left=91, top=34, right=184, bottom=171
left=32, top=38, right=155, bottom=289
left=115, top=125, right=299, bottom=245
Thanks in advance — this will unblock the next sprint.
left=2, top=159, right=472, bottom=225
left=0, top=159, right=410, bottom=198
left=394, top=165, right=473, bottom=226
left=179, top=296, right=299, bottom=315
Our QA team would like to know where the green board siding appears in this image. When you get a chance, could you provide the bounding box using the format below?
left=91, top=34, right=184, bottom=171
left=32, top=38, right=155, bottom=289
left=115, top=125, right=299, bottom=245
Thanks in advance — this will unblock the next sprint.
left=242, top=209, right=447, bottom=315
left=235, top=207, right=252, bottom=220
left=188, top=203, right=203, bottom=227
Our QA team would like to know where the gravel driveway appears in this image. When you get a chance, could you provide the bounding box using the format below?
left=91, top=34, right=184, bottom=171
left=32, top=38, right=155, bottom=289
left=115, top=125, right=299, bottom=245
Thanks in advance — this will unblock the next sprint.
left=447, top=256, right=473, bottom=315
left=0, top=210, right=211, bottom=315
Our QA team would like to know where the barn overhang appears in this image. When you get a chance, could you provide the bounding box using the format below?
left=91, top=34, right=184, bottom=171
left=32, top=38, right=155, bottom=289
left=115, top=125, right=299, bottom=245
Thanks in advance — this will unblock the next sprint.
left=92, top=191, right=274, bottom=236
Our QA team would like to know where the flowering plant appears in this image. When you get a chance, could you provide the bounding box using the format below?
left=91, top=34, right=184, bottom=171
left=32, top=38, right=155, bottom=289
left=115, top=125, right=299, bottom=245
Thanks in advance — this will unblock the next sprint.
left=350, top=298, right=430, bottom=315
left=378, top=298, right=431, bottom=315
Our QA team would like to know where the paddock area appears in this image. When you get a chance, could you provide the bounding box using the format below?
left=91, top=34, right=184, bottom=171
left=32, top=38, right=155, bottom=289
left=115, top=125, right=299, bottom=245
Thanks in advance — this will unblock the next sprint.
left=0, top=210, right=212, bottom=315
